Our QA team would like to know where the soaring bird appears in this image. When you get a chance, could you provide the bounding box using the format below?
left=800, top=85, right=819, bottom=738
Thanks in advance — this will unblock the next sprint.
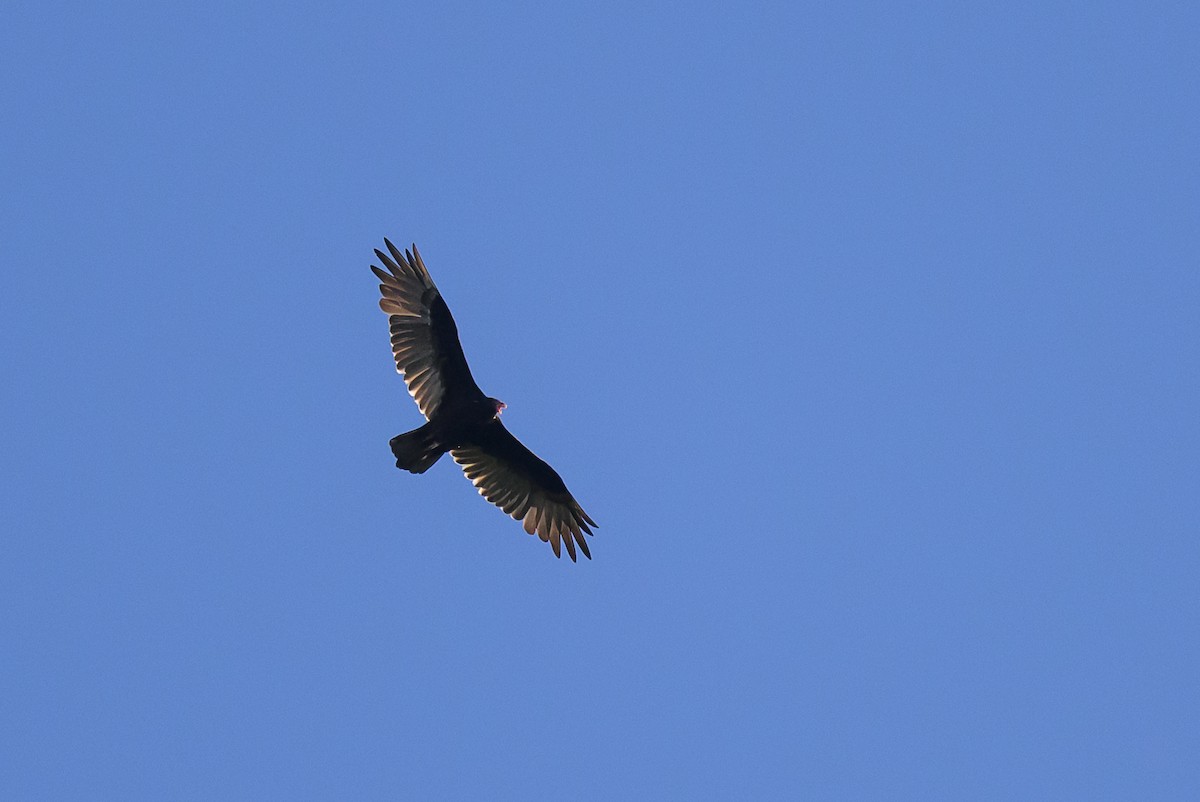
left=371, top=240, right=597, bottom=560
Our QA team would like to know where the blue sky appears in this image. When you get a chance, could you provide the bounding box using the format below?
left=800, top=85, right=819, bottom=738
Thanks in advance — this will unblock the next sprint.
left=3, top=1, right=1197, bottom=798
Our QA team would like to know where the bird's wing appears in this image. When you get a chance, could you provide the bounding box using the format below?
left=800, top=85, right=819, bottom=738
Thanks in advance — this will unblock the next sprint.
left=372, top=241, right=484, bottom=419
left=451, top=420, right=597, bottom=561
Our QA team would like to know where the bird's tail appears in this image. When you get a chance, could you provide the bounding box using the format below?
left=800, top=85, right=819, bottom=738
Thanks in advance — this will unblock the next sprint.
left=390, top=423, right=446, bottom=474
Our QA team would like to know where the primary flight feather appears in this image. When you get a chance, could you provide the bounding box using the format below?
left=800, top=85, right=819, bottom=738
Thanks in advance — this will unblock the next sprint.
left=371, top=240, right=597, bottom=561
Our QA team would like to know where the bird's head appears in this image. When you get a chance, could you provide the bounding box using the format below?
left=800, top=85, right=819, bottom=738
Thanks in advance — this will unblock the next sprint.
left=490, top=398, right=507, bottom=419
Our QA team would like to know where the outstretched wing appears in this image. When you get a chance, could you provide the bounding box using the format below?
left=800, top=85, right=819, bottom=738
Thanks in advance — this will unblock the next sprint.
left=451, top=420, right=597, bottom=561
left=372, top=241, right=484, bottom=419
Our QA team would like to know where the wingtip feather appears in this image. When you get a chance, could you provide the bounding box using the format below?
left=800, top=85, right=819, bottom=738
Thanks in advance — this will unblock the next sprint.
left=574, top=530, right=592, bottom=560
left=374, top=248, right=402, bottom=276
left=385, top=239, right=410, bottom=273
left=561, top=528, right=577, bottom=561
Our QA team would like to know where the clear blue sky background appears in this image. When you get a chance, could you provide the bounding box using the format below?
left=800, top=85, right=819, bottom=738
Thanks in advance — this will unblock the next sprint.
left=3, top=2, right=1197, bottom=799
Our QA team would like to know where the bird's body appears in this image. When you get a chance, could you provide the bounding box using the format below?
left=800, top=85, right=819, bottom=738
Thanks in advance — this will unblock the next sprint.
left=371, top=240, right=596, bottom=560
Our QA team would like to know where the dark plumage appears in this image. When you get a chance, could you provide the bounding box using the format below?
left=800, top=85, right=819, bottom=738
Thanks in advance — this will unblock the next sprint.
left=371, top=240, right=597, bottom=560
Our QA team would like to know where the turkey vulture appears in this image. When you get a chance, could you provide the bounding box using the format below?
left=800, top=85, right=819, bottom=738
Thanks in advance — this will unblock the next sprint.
left=371, top=240, right=597, bottom=560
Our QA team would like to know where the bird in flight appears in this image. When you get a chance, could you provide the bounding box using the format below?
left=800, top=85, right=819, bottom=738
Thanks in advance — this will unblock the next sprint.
left=371, top=240, right=597, bottom=560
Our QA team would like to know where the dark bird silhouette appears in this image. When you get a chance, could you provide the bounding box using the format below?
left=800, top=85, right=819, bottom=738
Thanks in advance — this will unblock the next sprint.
left=371, top=240, right=597, bottom=560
